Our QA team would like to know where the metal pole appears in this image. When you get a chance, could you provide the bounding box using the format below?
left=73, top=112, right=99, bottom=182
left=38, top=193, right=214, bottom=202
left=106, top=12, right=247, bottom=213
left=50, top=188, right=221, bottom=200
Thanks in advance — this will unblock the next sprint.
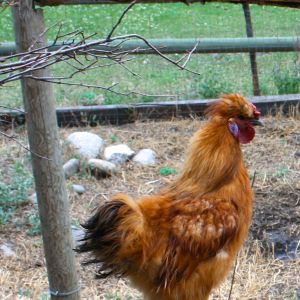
left=243, top=3, right=261, bottom=96
left=1, top=37, right=299, bottom=56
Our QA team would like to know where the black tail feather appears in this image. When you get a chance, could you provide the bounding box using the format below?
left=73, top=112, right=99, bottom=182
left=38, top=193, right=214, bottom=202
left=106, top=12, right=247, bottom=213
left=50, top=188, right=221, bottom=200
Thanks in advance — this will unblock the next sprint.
left=75, top=200, right=130, bottom=278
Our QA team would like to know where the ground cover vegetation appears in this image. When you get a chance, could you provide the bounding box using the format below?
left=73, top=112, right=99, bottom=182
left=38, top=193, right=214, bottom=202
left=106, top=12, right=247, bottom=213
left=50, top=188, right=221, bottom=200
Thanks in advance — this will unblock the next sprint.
left=0, top=3, right=299, bottom=107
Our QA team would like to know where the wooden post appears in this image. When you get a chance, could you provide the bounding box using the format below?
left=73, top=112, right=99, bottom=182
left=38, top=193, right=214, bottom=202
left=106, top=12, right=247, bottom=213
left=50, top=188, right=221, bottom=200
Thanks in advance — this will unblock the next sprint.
left=243, top=3, right=261, bottom=96
left=11, top=2, right=80, bottom=299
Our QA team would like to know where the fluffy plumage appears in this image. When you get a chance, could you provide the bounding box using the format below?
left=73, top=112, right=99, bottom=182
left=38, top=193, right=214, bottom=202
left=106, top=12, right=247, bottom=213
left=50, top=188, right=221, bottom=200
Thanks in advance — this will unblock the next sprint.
left=77, top=94, right=263, bottom=300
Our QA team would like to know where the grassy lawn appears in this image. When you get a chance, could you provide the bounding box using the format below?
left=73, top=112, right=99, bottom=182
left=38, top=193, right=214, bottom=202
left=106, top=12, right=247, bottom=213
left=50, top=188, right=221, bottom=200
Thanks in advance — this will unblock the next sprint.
left=0, top=3, right=299, bottom=107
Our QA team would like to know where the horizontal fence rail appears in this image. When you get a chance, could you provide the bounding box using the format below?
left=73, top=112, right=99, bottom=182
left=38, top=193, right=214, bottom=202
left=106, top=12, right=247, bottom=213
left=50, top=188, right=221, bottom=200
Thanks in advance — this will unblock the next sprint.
left=1, top=94, right=299, bottom=127
left=1, top=37, right=299, bottom=56
left=34, top=0, right=300, bottom=9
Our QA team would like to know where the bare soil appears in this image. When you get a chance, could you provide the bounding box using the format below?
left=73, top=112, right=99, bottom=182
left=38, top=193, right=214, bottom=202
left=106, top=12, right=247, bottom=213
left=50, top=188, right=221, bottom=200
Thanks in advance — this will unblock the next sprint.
left=0, top=115, right=299, bottom=299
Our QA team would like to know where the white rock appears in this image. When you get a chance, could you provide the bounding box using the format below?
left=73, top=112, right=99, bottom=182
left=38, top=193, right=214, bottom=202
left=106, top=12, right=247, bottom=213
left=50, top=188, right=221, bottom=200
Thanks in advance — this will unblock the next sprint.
left=0, top=243, right=16, bottom=257
left=107, top=153, right=128, bottom=165
left=104, top=144, right=135, bottom=162
left=29, top=192, right=38, bottom=206
left=72, top=184, right=85, bottom=194
left=66, top=132, right=104, bottom=160
left=63, top=158, right=80, bottom=179
left=88, top=159, right=117, bottom=177
left=133, top=149, right=156, bottom=166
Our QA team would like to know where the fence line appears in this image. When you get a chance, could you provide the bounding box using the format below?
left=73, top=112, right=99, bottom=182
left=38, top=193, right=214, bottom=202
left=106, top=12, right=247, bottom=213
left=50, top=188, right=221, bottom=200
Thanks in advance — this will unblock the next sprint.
left=1, top=94, right=299, bottom=127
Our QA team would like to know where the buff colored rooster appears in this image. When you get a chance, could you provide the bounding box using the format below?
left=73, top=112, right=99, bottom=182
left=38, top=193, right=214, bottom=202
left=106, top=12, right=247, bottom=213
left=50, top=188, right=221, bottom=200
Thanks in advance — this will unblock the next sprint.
left=77, top=94, right=263, bottom=300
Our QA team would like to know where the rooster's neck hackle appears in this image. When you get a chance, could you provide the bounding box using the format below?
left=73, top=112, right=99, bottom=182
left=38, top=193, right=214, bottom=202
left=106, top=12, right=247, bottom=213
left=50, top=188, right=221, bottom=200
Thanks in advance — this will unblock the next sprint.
left=177, top=118, right=243, bottom=194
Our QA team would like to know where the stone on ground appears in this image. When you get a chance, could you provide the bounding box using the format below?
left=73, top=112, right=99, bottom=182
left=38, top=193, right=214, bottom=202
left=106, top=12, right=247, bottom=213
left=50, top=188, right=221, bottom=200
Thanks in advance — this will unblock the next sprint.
left=72, top=184, right=85, bottom=194
left=0, top=243, right=16, bottom=257
left=66, top=132, right=104, bottom=160
left=104, top=144, right=135, bottom=164
left=63, top=158, right=80, bottom=179
left=133, top=149, right=156, bottom=166
left=88, top=158, right=117, bottom=177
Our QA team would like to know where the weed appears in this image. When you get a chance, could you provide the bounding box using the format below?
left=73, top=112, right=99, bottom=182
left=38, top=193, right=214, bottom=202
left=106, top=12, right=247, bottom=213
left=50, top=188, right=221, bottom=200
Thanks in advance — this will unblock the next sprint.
left=159, top=167, right=177, bottom=176
left=38, top=292, right=50, bottom=300
left=79, top=91, right=97, bottom=105
left=194, top=70, right=233, bottom=99
left=26, top=213, right=41, bottom=236
left=273, top=165, right=289, bottom=178
left=0, top=207, right=13, bottom=225
left=105, top=293, right=134, bottom=300
left=273, top=62, right=300, bottom=95
left=105, top=293, right=122, bottom=300
left=103, top=91, right=126, bottom=105
left=258, top=82, right=271, bottom=96
left=110, top=134, right=118, bottom=143
left=0, top=162, right=33, bottom=225
left=18, top=288, right=32, bottom=298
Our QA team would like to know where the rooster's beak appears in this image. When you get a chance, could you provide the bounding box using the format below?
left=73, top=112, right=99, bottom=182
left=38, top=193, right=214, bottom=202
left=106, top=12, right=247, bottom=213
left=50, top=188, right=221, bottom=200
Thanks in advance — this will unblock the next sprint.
left=250, top=119, right=264, bottom=126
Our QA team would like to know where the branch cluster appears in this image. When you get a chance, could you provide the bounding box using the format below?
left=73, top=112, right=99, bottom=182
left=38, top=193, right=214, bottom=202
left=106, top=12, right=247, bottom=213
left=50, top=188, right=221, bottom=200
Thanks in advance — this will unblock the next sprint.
left=0, top=1, right=199, bottom=96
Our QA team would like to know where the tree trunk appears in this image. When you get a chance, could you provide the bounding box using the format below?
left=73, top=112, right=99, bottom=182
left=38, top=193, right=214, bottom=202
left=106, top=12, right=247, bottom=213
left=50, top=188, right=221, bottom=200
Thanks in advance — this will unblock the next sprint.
left=11, top=1, right=80, bottom=299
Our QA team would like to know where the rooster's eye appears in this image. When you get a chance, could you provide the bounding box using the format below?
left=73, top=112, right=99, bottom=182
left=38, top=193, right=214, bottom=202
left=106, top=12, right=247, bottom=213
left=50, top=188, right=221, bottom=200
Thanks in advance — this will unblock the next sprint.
left=238, top=115, right=246, bottom=120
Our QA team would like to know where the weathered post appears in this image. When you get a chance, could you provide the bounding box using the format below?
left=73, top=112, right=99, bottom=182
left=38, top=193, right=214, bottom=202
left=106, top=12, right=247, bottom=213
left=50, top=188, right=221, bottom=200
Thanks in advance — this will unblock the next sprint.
left=11, top=1, right=80, bottom=299
left=242, top=3, right=261, bottom=96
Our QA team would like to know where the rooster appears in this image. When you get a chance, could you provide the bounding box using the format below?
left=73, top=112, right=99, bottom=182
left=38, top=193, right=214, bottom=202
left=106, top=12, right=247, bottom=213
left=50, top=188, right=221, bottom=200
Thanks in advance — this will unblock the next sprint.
left=77, top=94, right=263, bottom=300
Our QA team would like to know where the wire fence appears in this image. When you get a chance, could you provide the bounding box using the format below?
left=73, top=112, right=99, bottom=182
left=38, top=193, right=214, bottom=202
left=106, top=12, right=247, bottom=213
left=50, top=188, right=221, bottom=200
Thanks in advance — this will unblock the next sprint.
left=0, top=1, right=299, bottom=108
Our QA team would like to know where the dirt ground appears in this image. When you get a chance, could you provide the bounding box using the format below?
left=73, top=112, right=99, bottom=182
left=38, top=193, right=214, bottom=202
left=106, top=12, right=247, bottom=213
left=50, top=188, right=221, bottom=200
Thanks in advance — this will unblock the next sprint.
left=0, top=115, right=299, bottom=299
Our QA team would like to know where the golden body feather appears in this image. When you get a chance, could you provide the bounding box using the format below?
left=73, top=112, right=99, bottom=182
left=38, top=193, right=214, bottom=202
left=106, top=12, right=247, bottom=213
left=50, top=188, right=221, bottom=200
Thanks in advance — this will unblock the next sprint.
left=78, top=94, right=261, bottom=300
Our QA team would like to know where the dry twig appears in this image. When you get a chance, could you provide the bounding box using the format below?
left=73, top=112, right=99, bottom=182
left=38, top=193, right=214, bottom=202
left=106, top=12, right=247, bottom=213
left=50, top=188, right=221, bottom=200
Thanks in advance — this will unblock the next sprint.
left=0, top=2, right=200, bottom=90
left=0, top=1, right=200, bottom=156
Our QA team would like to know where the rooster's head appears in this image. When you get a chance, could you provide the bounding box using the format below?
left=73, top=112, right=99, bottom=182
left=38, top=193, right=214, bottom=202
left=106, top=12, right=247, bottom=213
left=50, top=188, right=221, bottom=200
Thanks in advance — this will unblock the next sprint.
left=205, top=94, right=263, bottom=144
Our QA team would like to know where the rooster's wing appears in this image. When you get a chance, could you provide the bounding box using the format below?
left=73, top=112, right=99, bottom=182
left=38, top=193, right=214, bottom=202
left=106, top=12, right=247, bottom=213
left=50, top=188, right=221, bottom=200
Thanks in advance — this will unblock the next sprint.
left=156, top=196, right=239, bottom=289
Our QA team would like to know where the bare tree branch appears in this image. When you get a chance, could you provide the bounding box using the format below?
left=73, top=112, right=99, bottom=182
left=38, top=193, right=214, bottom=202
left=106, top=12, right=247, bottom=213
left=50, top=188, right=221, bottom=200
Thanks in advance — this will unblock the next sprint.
left=0, top=1, right=202, bottom=158
left=0, top=130, right=51, bottom=160
left=106, top=0, right=137, bottom=41
left=0, top=2, right=200, bottom=86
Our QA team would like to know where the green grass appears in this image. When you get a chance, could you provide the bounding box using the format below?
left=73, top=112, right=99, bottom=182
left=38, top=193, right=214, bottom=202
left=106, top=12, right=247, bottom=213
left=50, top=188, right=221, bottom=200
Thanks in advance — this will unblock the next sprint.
left=0, top=3, right=299, bottom=107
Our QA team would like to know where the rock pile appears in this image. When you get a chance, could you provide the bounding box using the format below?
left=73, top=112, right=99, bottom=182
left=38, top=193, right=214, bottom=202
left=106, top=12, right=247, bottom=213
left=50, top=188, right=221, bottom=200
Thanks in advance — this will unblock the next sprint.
left=63, top=131, right=157, bottom=193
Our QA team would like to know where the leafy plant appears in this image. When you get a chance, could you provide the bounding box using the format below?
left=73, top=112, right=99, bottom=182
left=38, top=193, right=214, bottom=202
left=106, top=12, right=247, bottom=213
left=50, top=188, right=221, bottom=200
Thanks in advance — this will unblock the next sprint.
left=195, top=70, right=233, bottom=99
left=79, top=91, right=98, bottom=106
left=105, top=293, right=122, bottom=300
left=159, top=167, right=177, bottom=176
left=105, top=293, right=133, bottom=300
left=273, top=165, right=289, bottom=178
left=38, top=293, right=50, bottom=300
left=103, top=91, right=125, bottom=105
left=17, top=288, right=32, bottom=298
left=110, top=134, right=118, bottom=143
left=273, top=64, right=300, bottom=95
left=0, top=162, right=33, bottom=225
left=26, top=213, right=41, bottom=236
